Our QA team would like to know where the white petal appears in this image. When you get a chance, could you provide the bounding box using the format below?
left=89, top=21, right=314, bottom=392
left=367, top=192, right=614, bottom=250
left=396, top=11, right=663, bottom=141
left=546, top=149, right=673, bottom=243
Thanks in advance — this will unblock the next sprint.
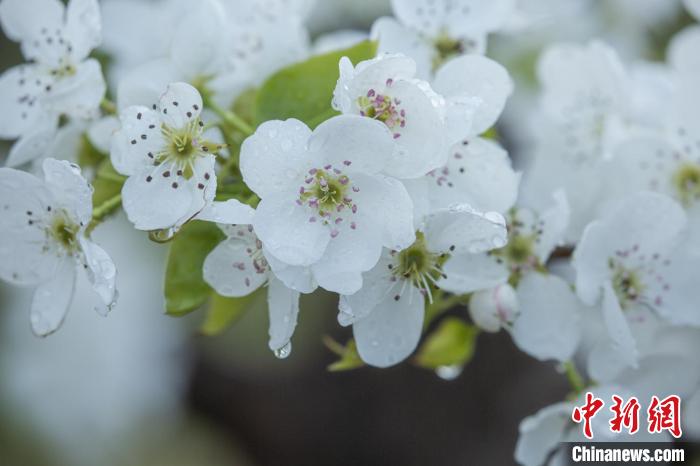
left=601, top=281, right=638, bottom=368
left=669, top=26, right=700, bottom=73
left=353, top=286, right=424, bottom=368
left=443, top=0, right=515, bottom=36
left=534, top=189, right=570, bottom=262
left=382, top=80, right=448, bottom=179
left=267, top=277, right=300, bottom=352
left=157, top=82, right=203, bottom=130
left=0, top=0, right=64, bottom=42
left=648, top=250, right=700, bottom=326
left=337, top=252, right=395, bottom=326
left=514, top=402, right=573, bottom=466
left=121, top=163, right=196, bottom=231
left=116, top=58, right=182, bottom=111
left=110, top=105, right=165, bottom=175
left=203, top=236, right=268, bottom=297
left=438, top=253, right=509, bottom=294
left=266, top=251, right=317, bottom=294
left=87, top=115, right=119, bottom=154
left=0, top=167, right=62, bottom=285
left=42, top=158, right=93, bottom=225
left=309, top=115, right=395, bottom=175
left=311, top=220, right=382, bottom=295
left=350, top=173, right=416, bottom=250
left=390, top=0, right=446, bottom=36
left=65, top=0, right=102, bottom=61
left=5, top=120, right=58, bottom=167
left=0, top=65, right=48, bottom=138
left=170, top=0, right=227, bottom=77
left=195, top=199, right=255, bottom=225
left=429, top=138, right=520, bottom=213
left=30, top=259, right=76, bottom=337
left=511, top=273, right=581, bottom=362
left=371, top=17, right=434, bottom=80
left=252, top=191, right=330, bottom=266
left=45, top=59, right=106, bottom=119
left=79, top=237, right=117, bottom=313
left=433, top=55, right=513, bottom=136
left=424, top=204, right=507, bottom=255
left=573, top=192, right=687, bottom=305
left=239, top=119, right=315, bottom=198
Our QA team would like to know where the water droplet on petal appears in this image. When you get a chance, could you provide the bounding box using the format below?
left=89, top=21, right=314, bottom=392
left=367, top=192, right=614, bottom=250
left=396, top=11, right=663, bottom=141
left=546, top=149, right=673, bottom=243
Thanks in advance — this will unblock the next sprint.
left=435, top=364, right=463, bottom=381
left=274, top=341, right=292, bottom=359
left=149, top=226, right=179, bottom=243
left=492, top=234, right=507, bottom=248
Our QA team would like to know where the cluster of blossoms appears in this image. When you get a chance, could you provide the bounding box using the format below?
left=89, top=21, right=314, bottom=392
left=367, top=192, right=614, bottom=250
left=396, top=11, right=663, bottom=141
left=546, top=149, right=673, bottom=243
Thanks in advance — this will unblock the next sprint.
left=0, top=0, right=698, bottom=463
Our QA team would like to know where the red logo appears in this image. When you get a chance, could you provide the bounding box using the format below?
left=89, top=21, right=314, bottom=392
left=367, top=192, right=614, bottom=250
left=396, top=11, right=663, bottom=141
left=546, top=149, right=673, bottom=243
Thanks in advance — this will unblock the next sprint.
left=571, top=393, right=682, bottom=439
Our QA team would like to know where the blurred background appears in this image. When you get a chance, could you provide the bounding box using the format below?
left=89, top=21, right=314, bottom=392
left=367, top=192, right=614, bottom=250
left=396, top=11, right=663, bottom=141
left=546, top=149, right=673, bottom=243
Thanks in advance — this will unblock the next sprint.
left=0, top=0, right=695, bottom=465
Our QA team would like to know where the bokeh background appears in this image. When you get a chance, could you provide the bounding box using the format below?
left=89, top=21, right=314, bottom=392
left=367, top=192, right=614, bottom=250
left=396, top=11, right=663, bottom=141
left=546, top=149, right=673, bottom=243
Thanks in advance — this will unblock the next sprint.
left=0, top=1, right=696, bottom=465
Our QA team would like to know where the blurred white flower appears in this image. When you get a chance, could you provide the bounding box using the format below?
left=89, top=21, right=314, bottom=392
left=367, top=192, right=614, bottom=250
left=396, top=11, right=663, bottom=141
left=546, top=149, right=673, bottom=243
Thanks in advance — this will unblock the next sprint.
left=573, top=192, right=700, bottom=376
left=0, top=0, right=106, bottom=167
left=372, top=0, right=516, bottom=78
left=0, top=158, right=116, bottom=336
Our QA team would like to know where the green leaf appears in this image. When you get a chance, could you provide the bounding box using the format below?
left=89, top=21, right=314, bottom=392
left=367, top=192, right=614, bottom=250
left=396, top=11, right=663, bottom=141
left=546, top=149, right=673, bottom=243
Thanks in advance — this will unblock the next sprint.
left=254, top=40, right=378, bottom=128
left=164, top=221, right=225, bottom=316
left=200, top=289, right=263, bottom=336
left=324, top=336, right=364, bottom=372
left=415, top=317, right=479, bottom=369
left=77, top=134, right=106, bottom=169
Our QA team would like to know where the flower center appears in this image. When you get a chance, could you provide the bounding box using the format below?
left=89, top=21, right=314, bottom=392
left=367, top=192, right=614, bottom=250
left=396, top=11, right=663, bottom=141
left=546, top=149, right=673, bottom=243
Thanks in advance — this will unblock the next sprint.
left=48, top=211, right=80, bottom=254
left=608, top=244, right=672, bottom=310
left=432, top=33, right=465, bottom=70
left=357, top=82, right=405, bottom=138
left=298, top=163, right=359, bottom=237
left=609, top=260, right=646, bottom=308
left=389, top=232, right=446, bottom=303
left=489, top=210, right=544, bottom=286
left=157, top=118, right=216, bottom=179
left=672, top=163, right=700, bottom=206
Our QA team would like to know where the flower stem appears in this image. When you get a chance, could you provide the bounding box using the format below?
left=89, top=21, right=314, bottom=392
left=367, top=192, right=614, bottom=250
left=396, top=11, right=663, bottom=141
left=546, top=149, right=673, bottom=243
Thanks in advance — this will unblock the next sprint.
left=87, top=193, right=122, bottom=235
left=207, top=100, right=254, bottom=136
left=562, top=360, right=585, bottom=394
left=100, top=98, right=117, bottom=115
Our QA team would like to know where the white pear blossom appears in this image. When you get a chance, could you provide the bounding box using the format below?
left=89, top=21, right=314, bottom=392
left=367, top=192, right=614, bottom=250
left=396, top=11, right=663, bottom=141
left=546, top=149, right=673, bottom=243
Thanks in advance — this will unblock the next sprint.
left=203, top=224, right=304, bottom=356
left=0, top=158, right=117, bottom=336
left=116, top=0, right=310, bottom=110
left=338, top=205, right=507, bottom=368
left=240, top=115, right=416, bottom=295
left=605, top=74, right=700, bottom=253
left=332, top=54, right=449, bottom=179
left=110, top=82, right=250, bottom=232
left=0, top=0, right=106, bottom=167
left=520, top=41, right=635, bottom=241
left=440, top=191, right=579, bottom=362
left=371, top=0, right=516, bottom=78
left=573, top=192, right=700, bottom=376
